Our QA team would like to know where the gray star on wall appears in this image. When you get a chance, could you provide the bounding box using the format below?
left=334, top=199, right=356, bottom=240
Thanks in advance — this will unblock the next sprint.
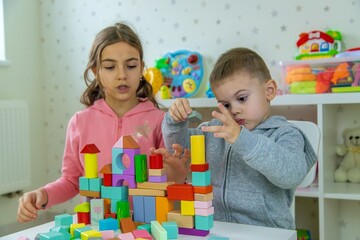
left=271, top=10, right=278, bottom=17
left=216, top=38, right=222, bottom=44
left=324, top=6, right=330, bottom=12
left=201, top=1, right=207, bottom=7
left=280, top=25, right=287, bottom=32
left=296, top=5, right=302, bottom=12
left=271, top=60, right=277, bottom=66
left=252, top=27, right=259, bottom=34
left=181, top=36, right=187, bottom=42
left=339, top=219, right=347, bottom=228
left=225, top=3, right=231, bottom=10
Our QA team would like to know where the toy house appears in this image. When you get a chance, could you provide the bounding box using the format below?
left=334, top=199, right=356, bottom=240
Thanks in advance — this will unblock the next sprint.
left=295, top=30, right=342, bottom=60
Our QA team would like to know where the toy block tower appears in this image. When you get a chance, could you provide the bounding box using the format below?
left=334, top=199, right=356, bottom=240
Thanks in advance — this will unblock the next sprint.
left=166, top=135, right=214, bottom=237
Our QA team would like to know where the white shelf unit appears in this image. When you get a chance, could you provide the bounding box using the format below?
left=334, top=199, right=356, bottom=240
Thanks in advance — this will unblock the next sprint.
left=158, top=92, right=360, bottom=240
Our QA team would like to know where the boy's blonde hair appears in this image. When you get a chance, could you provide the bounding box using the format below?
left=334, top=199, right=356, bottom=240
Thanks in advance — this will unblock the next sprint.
left=209, top=47, right=272, bottom=87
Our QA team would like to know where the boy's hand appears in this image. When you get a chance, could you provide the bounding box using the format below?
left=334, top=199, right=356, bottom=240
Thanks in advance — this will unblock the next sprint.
left=169, top=98, right=193, bottom=122
left=201, top=103, right=241, bottom=144
left=150, top=144, right=190, bottom=184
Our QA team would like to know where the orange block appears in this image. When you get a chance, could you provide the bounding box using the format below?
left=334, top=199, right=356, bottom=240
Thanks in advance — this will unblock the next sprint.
left=120, top=217, right=136, bottom=233
left=193, top=185, right=213, bottom=194
left=156, top=196, right=174, bottom=223
left=167, top=184, right=194, bottom=201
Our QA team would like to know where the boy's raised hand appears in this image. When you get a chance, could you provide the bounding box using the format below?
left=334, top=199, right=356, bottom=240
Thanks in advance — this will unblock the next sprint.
left=150, top=144, right=190, bottom=184
left=169, top=98, right=193, bottom=122
left=201, top=103, right=241, bottom=145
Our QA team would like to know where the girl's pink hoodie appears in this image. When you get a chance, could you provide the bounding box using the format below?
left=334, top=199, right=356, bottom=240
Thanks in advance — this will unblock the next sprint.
left=43, top=99, right=165, bottom=208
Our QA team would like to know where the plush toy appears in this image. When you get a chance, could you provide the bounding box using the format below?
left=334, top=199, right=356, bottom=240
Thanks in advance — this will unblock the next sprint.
left=334, top=127, right=360, bottom=183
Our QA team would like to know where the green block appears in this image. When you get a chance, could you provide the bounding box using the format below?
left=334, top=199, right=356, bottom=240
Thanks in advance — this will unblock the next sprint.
left=117, top=200, right=130, bottom=220
left=135, top=154, right=148, bottom=183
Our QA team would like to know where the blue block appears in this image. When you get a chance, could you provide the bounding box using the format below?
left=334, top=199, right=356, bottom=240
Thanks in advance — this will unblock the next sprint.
left=207, top=236, right=230, bottom=240
left=195, top=214, right=214, bottom=230
left=50, top=226, right=71, bottom=239
left=137, top=224, right=151, bottom=234
left=133, top=196, right=145, bottom=222
left=89, top=178, right=103, bottom=191
left=54, top=213, right=73, bottom=227
left=162, top=221, right=178, bottom=239
left=112, top=148, right=124, bottom=174
left=99, top=218, right=119, bottom=231
left=101, top=185, right=111, bottom=199
left=74, top=226, right=92, bottom=238
left=110, top=186, right=128, bottom=199
left=144, top=196, right=156, bottom=223
left=38, top=232, right=64, bottom=240
left=79, top=177, right=89, bottom=190
left=192, top=170, right=211, bottom=186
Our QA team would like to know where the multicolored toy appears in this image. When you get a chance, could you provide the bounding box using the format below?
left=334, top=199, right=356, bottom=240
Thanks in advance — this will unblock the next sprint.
left=295, top=30, right=342, bottom=60
left=145, top=50, right=204, bottom=99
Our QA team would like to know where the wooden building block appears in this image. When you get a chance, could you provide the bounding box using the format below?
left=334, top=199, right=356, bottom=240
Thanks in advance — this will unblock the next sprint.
left=120, top=217, right=136, bottom=233
left=190, top=135, right=205, bottom=164
left=190, top=163, right=209, bottom=172
left=136, top=181, right=174, bottom=191
left=84, top=153, right=98, bottom=178
left=167, top=210, right=194, bottom=229
left=133, top=196, right=145, bottom=223
left=194, top=200, right=212, bottom=209
left=178, top=227, right=210, bottom=237
left=193, top=185, right=213, bottom=194
left=148, top=175, right=167, bottom=183
left=90, top=199, right=104, bottom=226
left=135, top=154, right=148, bottom=183
left=151, top=221, right=167, bottom=240
left=194, top=192, right=213, bottom=202
left=192, top=170, right=211, bottom=186
left=128, top=188, right=166, bottom=197
left=149, top=154, right=163, bottom=169
left=181, top=200, right=195, bottom=216
left=148, top=168, right=166, bottom=176
left=195, top=206, right=214, bottom=216
left=167, top=184, right=194, bottom=201
left=162, top=221, right=178, bottom=239
left=156, top=196, right=174, bottom=223
left=195, top=214, right=214, bottom=231
left=116, top=200, right=130, bottom=220
left=144, top=196, right=156, bottom=223
left=79, top=190, right=100, bottom=198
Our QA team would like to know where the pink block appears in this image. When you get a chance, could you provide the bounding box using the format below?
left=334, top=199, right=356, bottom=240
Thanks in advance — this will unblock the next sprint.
left=194, top=200, right=212, bottom=209
left=132, top=229, right=152, bottom=239
left=148, top=175, right=167, bottom=183
left=17, top=236, right=30, bottom=240
left=178, top=227, right=210, bottom=236
left=118, top=232, right=135, bottom=240
left=195, top=206, right=214, bottom=216
left=100, top=230, right=115, bottom=240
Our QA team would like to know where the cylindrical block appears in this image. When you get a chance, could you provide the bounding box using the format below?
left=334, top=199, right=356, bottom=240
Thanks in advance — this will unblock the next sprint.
left=191, top=135, right=205, bottom=164
left=84, top=153, right=98, bottom=178
left=149, top=154, right=163, bottom=169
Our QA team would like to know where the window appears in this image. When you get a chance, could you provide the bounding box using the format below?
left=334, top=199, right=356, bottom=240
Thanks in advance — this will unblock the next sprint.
left=0, top=0, right=9, bottom=66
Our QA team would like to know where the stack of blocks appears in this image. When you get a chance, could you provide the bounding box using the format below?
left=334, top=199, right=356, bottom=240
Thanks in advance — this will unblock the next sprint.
left=24, top=134, right=214, bottom=240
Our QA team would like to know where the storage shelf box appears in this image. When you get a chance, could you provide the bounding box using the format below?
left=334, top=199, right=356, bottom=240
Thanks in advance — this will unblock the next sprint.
left=278, top=56, right=360, bottom=94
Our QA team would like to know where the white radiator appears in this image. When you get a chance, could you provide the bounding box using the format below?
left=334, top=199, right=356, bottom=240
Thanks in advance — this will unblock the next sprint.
left=0, top=100, right=31, bottom=195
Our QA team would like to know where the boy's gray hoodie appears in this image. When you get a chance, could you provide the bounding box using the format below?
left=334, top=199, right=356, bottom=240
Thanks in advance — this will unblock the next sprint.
left=162, top=113, right=317, bottom=230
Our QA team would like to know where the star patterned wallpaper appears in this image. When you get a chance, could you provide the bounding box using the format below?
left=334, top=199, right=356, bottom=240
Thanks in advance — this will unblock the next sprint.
left=38, top=0, right=360, bottom=239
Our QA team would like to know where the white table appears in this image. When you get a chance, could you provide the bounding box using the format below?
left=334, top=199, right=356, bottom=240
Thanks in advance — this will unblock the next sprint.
left=0, top=220, right=296, bottom=240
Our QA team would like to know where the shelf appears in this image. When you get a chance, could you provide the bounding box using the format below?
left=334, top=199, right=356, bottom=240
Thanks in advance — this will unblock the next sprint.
left=295, top=187, right=319, bottom=198
left=324, top=182, right=360, bottom=200
left=158, top=92, right=360, bottom=109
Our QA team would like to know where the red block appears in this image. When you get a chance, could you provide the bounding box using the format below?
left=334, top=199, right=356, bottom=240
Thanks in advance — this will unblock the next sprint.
left=149, top=154, right=163, bottom=169
left=190, top=163, right=209, bottom=172
left=105, top=213, right=117, bottom=219
left=77, top=212, right=90, bottom=225
left=103, top=174, right=112, bottom=186
left=167, top=184, right=194, bottom=201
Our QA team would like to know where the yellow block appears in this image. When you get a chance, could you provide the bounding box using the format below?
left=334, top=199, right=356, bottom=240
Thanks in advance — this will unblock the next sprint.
left=84, top=153, right=98, bottom=178
left=69, top=223, right=85, bottom=237
left=191, top=135, right=205, bottom=164
left=81, top=229, right=101, bottom=240
left=181, top=200, right=195, bottom=216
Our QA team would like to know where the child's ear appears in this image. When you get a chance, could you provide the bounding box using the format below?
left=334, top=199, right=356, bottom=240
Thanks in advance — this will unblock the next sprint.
left=265, top=79, right=277, bottom=101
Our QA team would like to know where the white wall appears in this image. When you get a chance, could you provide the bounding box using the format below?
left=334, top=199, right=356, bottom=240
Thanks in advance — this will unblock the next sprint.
left=0, top=0, right=49, bottom=234
left=1, top=0, right=360, bottom=237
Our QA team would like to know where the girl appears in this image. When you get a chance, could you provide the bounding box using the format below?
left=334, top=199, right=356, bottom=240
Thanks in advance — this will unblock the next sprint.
left=17, top=22, right=165, bottom=222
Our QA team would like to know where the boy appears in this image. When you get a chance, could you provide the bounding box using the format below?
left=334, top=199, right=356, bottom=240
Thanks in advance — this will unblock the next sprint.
left=159, top=48, right=317, bottom=229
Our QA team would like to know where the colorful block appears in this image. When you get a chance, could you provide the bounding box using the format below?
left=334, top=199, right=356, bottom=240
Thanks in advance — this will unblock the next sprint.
left=54, top=213, right=73, bottom=227
left=135, top=154, right=148, bottom=183
left=195, top=214, right=214, bottom=231
left=133, top=196, right=145, bottom=222
left=192, top=170, right=211, bottom=186
left=167, top=184, right=194, bottom=201
left=151, top=221, right=167, bottom=240
left=144, top=196, right=156, bottom=223
left=190, top=135, right=205, bottom=164
left=162, top=221, right=178, bottom=239
left=181, top=200, right=195, bottom=216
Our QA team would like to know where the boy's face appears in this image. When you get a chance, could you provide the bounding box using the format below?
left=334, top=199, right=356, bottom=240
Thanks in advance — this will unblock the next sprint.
left=212, top=71, right=277, bottom=130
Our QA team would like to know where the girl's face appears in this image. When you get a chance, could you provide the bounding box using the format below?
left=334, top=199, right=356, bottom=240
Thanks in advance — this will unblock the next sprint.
left=212, top=71, right=277, bottom=130
left=97, top=41, right=143, bottom=107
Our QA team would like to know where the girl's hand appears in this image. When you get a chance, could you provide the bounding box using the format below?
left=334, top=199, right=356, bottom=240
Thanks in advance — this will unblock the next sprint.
left=17, top=188, right=48, bottom=223
left=201, top=103, right=241, bottom=144
left=150, top=144, right=190, bottom=184
left=169, top=98, right=193, bottom=122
